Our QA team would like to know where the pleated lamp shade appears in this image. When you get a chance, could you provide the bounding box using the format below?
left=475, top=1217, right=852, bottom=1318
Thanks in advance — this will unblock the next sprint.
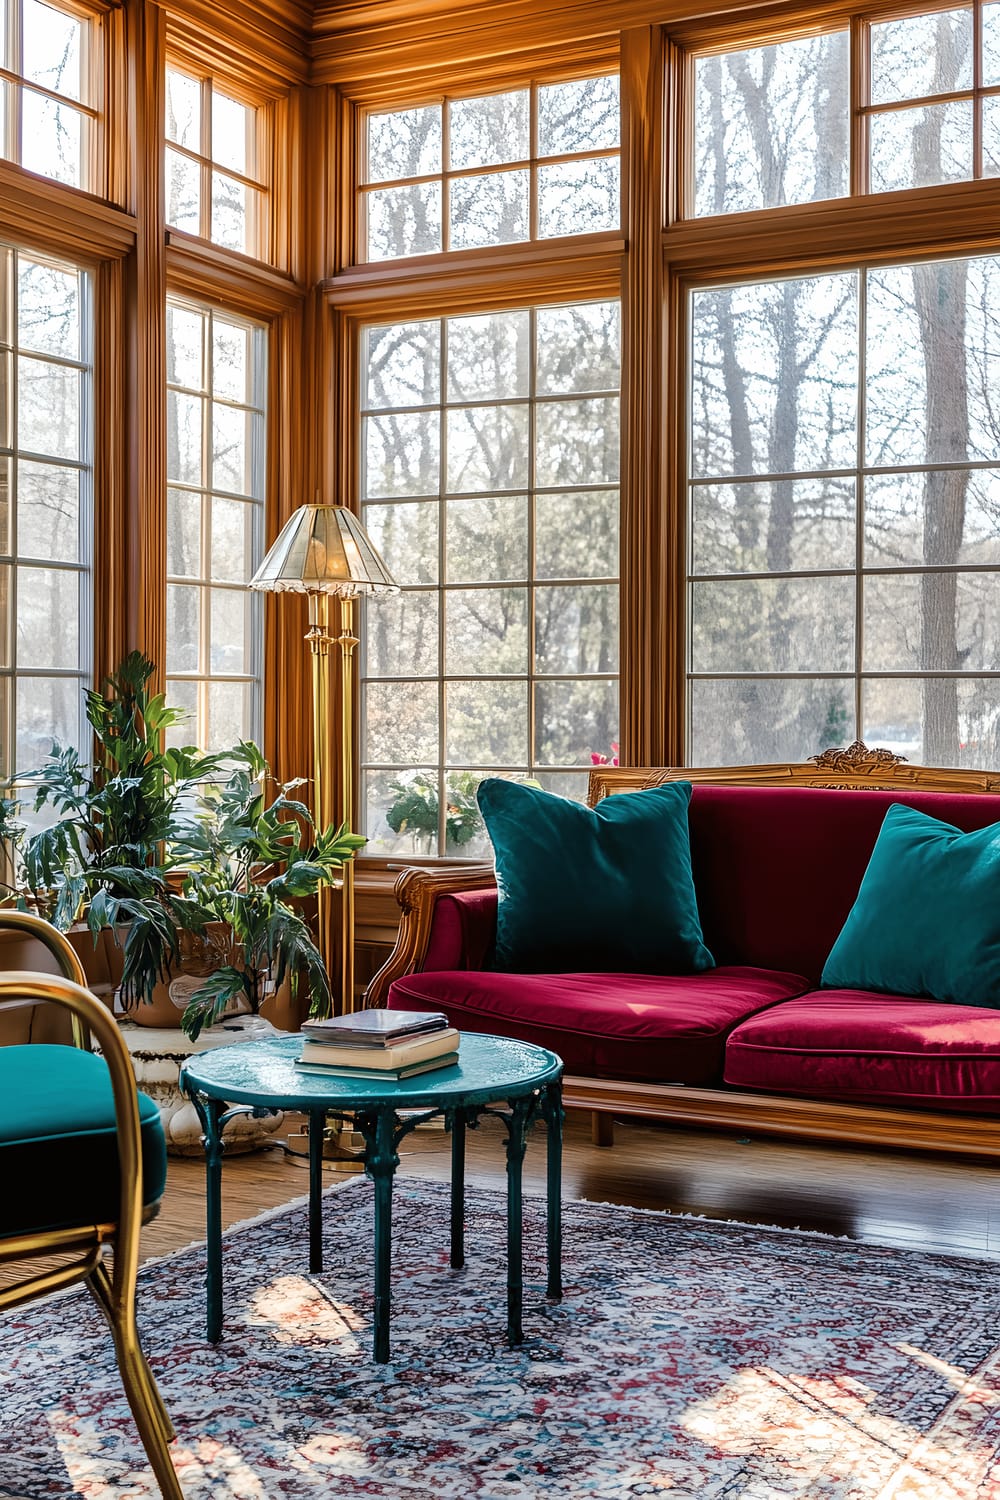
left=249, top=505, right=399, bottom=598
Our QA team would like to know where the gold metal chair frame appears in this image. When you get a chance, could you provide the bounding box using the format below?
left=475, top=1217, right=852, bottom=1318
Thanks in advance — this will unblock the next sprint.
left=0, top=911, right=183, bottom=1500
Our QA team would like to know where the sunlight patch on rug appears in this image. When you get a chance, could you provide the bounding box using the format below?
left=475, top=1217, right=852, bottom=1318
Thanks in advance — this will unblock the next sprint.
left=2, top=1178, right=1000, bottom=1498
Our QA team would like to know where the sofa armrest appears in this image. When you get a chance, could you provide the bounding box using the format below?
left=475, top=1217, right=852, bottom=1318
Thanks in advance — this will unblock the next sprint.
left=364, top=864, right=498, bottom=1008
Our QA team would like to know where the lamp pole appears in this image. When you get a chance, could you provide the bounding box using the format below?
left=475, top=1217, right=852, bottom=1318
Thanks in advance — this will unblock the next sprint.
left=336, top=595, right=359, bottom=1015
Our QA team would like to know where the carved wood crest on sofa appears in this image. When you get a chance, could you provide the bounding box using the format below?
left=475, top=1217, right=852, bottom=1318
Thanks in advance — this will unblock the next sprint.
left=366, top=744, right=1000, bottom=1158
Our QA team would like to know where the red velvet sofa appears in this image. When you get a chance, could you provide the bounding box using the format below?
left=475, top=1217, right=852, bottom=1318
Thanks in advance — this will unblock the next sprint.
left=366, top=747, right=1000, bottom=1158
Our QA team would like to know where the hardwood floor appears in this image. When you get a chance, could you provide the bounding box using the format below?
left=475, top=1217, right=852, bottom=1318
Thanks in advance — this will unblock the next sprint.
left=141, top=1109, right=1000, bottom=1265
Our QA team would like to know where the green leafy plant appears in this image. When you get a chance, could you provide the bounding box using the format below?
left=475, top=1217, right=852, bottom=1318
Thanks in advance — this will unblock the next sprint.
left=175, top=741, right=366, bottom=1041
left=14, top=652, right=230, bottom=1008
left=385, top=770, right=483, bottom=853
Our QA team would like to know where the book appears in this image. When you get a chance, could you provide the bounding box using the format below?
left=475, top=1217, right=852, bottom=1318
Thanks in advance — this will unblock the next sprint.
left=300, top=1009, right=449, bottom=1047
left=293, top=1051, right=460, bottom=1082
left=298, top=1027, right=459, bottom=1071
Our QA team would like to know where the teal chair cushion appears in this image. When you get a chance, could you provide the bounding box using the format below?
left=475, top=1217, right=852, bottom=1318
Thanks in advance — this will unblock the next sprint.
left=0, top=1044, right=167, bottom=1238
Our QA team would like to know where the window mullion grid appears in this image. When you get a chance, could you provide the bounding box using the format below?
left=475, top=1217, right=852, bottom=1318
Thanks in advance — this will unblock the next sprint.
left=976, top=0, right=985, bottom=178
left=437, top=316, right=448, bottom=856
left=441, top=102, right=451, bottom=254
left=200, top=77, right=213, bottom=244
left=850, top=15, right=869, bottom=196
left=9, top=0, right=21, bottom=168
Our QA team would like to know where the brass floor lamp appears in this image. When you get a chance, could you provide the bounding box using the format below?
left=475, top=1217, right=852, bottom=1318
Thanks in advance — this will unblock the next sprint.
left=250, top=504, right=398, bottom=1015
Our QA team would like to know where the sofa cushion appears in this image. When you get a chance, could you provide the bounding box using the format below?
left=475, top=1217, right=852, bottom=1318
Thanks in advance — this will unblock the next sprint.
left=477, top=777, right=714, bottom=975
left=0, top=1044, right=167, bottom=1238
left=724, top=990, right=1000, bottom=1113
left=686, top=784, right=1000, bottom=982
left=822, top=802, right=1000, bottom=1008
left=388, top=966, right=809, bottom=1084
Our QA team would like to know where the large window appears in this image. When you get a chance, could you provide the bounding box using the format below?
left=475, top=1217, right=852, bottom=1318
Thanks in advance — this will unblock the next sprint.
left=688, top=253, right=1000, bottom=769
left=0, top=0, right=95, bottom=190
left=360, top=74, right=620, bottom=261
left=165, top=297, right=266, bottom=751
left=691, top=6, right=1000, bottom=216
left=360, top=301, right=620, bottom=856
left=165, top=67, right=268, bottom=258
left=0, top=244, right=92, bottom=780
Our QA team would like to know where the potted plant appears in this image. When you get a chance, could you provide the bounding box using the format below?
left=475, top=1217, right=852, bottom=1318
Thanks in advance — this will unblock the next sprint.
left=12, top=653, right=225, bottom=1020
left=171, top=741, right=365, bottom=1041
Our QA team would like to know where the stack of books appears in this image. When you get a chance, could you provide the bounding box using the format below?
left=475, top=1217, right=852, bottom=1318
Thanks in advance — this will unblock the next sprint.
left=294, top=1009, right=460, bottom=1080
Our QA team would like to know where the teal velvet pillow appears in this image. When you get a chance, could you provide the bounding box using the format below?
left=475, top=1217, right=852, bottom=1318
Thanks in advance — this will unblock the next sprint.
left=822, top=802, right=1000, bottom=1008
left=476, top=778, right=715, bottom=974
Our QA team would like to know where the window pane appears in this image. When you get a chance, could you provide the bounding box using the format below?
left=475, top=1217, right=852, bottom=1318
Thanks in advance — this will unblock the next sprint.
left=535, top=491, right=619, bottom=579
left=166, top=149, right=201, bottom=235
left=364, top=411, right=440, bottom=498
left=367, top=105, right=442, bottom=183
left=449, top=91, right=529, bottom=169
left=534, top=679, right=617, bottom=765
left=167, top=391, right=203, bottom=485
left=535, top=397, right=619, bottom=486
left=212, top=91, right=253, bottom=177
left=16, top=674, right=80, bottom=771
left=690, top=678, right=853, bottom=765
left=870, top=9, right=973, bottom=105
left=212, top=403, right=252, bottom=495
left=206, top=680, right=253, bottom=753
left=534, top=584, right=618, bottom=674
left=446, top=495, right=528, bottom=582
left=445, top=587, right=528, bottom=674
left=365, top=769, right=442, bottom=857
left=212, top=319, right=251, bottom=403
left=21, top=92, right=82, bottom=188
left=16, top=565, right=78, bottom=668
left=447, top=312, right=528, bottom=402
left=865, top=469, right=1000, bottom=567
left=23, top=0, right=82, bottom=101
left=166, top=583, right=199, bottom=671
left=691, top=479, right=856, bottom=575
left=365, top=183, right=443, bottom=260
left=536, top=302, right=620, bottom=395
left=17, top=462, right=79, bottom=563
left=211, top=173, right=249, bottom=254
left=365, top=680, right=438, bottom=762
left=209, top=587, right=250, bottom=672
left=693, top=34, right=849, bottom=216
left=863, top=572, right=998, bottom=671
left=18, top=357, right=80, bottom=459
left=691, top=577, right=854, bottom=673
left=986, top=0, right=1000, bottom=87
left=167, top=303, right=205, bottom=388
left=366, top=590, right=438, bottom=676
left=362, top=501, right=439, bottom=586
left=866, top=257, right=1000, bottom=466
left=869, top=101, right=972, bottom=192
left=449, top=169, right=529, bottom=250
left=447, top=679, right=527, bottom=764
left=538, top=75, right=619, bottom=154
left=166, top=69, right=200, bottom=150
left=364, top=321, right=440, bottom=409
left=537, top=157, right=620, bottom=237
left=862, top=677, right=1000, bottom=768
left=17, top=258, right=80, bottom=360
left=446, top=405, right=529, bottom=492
left=210, top=497, right=254, bottom=582
left=691, top=274, right=858, bottom=478
left=167, top=489, right=201, bottom=578
left=981, top=97, right=1000, bottom=176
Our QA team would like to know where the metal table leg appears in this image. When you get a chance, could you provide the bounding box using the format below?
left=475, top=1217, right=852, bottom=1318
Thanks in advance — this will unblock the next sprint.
left=450, top=1108, right=466, bottom=1270
left=190, top=1093, right=225, bottom=1342
left=503, top=1095, right=533, bottom=1346
left=359, top=1107, right=400, bottom=1363
left=309, top=1109, right=326, bottom=1273
left=541, top=1080, right=563, bottom=1301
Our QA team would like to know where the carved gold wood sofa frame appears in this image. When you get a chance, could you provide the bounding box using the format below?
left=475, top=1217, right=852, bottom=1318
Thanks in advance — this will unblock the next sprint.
left=366, top=743, right=1000, bottom=1159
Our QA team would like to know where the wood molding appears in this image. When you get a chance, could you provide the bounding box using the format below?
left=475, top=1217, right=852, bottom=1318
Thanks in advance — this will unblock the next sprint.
left=125, top=0, right=167, bottom=684
left=561, top=1076, right=1000, bottom=1158
left=162, top=0, right=310, bottom=90
left=325, top=235, right=625, bottom=316
left=587, top=746, right=1000, bottom=802
left=364, top=863, right=497, bottom=1007
left=93, top=259, right=130, bottom=684
left=620, top=28, right=669, bottom=767
left=0, top=162, right=136, bottom=260
left=165, top=234, right=304, bottom=312
left=663, top=177, right=1000, bottom=278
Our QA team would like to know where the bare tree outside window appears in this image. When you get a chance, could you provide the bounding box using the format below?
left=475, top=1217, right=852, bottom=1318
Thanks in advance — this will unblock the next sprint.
left=689, top=14, right=1000, bottom=769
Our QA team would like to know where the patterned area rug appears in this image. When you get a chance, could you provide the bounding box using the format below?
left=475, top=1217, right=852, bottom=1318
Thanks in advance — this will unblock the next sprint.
left=3, top=1176, right=1000, bottom=1499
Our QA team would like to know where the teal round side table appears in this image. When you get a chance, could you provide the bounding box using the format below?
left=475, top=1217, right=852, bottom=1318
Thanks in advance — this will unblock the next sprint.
left=180, top=1032, right=564, bottom=1363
